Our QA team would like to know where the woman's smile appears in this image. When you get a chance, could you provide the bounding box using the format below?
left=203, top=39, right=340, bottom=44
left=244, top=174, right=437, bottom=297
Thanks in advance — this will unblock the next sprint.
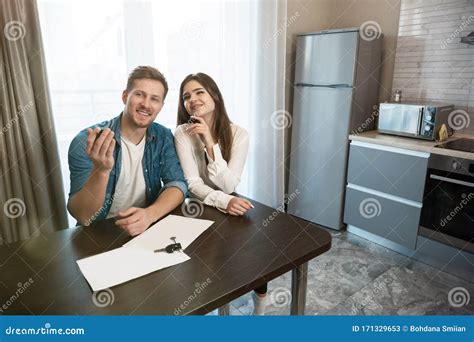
left=190, top=103, right=204, bottom=112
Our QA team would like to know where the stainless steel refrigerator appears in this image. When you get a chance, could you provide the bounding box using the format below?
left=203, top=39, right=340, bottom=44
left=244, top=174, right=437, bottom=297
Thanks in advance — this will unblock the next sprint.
left=287, top=28, right=382, bottom=230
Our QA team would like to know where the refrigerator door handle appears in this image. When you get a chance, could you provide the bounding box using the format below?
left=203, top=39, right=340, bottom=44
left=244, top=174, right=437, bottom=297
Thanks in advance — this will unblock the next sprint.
left=295, top=83, right=318, bottom=87
left=295, top=83, right=353, bottom=88
left=327, top=84, right=352, bottom=88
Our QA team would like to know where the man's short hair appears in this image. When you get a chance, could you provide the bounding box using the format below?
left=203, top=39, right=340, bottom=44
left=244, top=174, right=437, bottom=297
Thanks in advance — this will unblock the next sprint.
left=126, top=66, right=169, bottom=99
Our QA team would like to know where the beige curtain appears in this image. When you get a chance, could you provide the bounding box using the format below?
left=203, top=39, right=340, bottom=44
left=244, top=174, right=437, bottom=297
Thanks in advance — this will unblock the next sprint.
left=0, top=0, right=68, bottom=244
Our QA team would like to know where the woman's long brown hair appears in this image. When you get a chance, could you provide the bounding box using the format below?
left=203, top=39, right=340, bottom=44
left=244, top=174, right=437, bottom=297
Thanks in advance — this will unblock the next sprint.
left=177, top=73, right=233, bottom=162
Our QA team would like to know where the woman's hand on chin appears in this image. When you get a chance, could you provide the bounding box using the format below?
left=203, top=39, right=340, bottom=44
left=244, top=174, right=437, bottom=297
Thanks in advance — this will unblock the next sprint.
left=186, top=116, right=215, bottom=148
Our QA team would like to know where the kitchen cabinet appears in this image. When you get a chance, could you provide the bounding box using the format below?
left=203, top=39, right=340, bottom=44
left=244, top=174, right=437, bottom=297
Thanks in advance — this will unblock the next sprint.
left=343, top=141, right=429, bottom=249
left=346, top=143, right=429, bottom=202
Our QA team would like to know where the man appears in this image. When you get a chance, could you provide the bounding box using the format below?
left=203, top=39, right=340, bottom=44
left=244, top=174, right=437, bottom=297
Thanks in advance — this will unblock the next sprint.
left=67, top=66, right=187, bottom=236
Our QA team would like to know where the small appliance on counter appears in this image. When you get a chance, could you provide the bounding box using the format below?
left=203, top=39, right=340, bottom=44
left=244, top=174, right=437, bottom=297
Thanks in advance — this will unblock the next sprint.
left=438, top=124, right=449, bottom=142
left=378, top=102, right=454, bottom=140
left=393, top=89, right=402, bottom=103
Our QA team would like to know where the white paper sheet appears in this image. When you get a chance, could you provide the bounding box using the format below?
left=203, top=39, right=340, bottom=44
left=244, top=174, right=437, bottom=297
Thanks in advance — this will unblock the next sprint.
left=77, top=247, right=190, bottom=291
left=77, top=215, right=214, bottom=291
left=123, top=214, right=214, bottom=251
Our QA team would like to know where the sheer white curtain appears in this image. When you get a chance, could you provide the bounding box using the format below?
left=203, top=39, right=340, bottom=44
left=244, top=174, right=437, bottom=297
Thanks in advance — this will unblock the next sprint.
left=38, top=0, right=287, bottom=224
left=247, top=0, right=287, bottom=208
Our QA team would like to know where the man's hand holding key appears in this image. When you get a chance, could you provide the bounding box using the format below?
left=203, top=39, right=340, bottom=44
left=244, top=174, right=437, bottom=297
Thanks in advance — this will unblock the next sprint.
left=86, top=127, right=116, bottom=174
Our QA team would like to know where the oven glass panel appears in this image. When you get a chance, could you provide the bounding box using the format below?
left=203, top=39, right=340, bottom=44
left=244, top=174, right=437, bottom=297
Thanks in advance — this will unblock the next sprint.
left=421, top=169, right=474, bottom=243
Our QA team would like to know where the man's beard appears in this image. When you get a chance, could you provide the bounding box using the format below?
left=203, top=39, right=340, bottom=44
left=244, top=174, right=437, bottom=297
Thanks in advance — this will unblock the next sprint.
left=132, top=118, right=150, bottom=128
left=126, top=110, right=154, bottom=128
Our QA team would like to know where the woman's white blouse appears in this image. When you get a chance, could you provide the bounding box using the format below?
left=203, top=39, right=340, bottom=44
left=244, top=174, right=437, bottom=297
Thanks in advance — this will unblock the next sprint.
left=174, top=124, right=249, bottom=211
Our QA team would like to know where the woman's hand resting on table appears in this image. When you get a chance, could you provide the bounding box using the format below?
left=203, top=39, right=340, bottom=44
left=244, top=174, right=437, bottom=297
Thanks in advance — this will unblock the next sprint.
left=226, top=197, right=253, bottom=216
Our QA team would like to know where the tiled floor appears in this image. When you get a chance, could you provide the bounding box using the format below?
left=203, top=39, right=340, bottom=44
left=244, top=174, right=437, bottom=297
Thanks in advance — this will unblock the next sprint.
left=226, top=229, right=474, bottom=315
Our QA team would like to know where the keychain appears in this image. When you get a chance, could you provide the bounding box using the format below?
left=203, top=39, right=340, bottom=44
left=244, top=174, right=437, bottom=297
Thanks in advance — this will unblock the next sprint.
left=153, top=237, right=182, bottom=254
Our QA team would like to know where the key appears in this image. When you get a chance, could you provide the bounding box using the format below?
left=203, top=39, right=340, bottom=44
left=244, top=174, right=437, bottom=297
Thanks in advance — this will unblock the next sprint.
left=154, top=243, right=182, bottom=253
left=153, top=248, right=166, bottom=253
left=168, top=242, right=182, bottom=252
left=169, top=237, right=183, bottom=252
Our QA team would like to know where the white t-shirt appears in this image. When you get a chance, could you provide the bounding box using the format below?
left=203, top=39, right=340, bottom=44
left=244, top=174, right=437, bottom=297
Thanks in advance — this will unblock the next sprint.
left=107, top=136, right=147, bottom=218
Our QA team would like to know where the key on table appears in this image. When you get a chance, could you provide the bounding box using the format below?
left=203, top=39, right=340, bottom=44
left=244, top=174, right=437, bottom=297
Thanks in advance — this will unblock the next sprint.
left=154, top=243, right=182, bottom=253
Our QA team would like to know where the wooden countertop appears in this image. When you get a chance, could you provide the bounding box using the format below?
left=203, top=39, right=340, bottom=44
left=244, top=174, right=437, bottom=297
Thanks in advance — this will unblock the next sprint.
left=349, top=130, right=474, bottom=160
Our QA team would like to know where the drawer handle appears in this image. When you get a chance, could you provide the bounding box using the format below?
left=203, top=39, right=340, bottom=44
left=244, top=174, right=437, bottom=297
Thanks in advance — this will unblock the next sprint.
left=346, top=183, right=422, bottom=208
left=430, top=174, right=474, bottom=188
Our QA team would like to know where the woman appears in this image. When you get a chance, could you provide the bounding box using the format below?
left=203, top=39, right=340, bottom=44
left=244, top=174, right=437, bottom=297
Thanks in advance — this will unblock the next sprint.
left=174, top=73, right=267, bottom=315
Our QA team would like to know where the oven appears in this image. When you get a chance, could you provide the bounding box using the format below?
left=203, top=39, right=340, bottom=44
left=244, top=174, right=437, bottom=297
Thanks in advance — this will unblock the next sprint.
left=420, top=154, right=474, bottom=253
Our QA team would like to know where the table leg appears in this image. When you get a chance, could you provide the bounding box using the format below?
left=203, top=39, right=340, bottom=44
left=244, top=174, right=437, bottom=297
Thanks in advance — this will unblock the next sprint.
left=290, top=262, right=308, bottom=315
left=218, top=303, right=230, bottom=315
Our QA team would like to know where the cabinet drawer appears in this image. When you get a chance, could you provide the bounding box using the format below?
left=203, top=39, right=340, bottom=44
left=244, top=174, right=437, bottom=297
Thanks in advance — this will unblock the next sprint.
left=347, top=141, right=429, bottom=202
left=343, top=185, right=421, bottom=249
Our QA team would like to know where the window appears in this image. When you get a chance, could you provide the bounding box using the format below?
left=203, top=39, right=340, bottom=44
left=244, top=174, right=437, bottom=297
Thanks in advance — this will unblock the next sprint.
left=38, top=0, right=254, bottom=225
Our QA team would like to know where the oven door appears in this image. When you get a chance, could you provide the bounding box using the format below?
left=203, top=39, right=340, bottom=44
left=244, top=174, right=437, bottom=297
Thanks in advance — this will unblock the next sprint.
left=420, top=169, right=474, bottom=253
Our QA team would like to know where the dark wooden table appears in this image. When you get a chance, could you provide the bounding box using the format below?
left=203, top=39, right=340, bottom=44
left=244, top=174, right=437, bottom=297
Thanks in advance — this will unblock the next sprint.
left=0, top=199, right=331, bottom=315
